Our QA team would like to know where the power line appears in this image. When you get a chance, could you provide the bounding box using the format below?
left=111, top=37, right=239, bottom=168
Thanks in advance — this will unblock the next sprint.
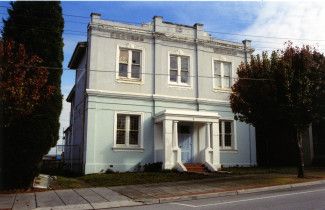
left=0, top=12, right=89, bottom=25
left=6, top=63, right=325, bottom=82
left=205, top=30, right=325, bottom=42
left=90, top=33, right=325, bottom=53
left=4, top=22, right=322, bottom=53
left=1, top=24, right=324, bottom=74
left=0, top=5, right=90, bottom=20
left=0, top=21, right=85, bottom=34
left=1, top=5, right=325, bottom=42
left=1, top=5, right=324, bottom=77
left=1, top=29, right=324, bottom=78
left=2, top=21, right=322, bottom=51
left=1, top=21, right=323, bottom=50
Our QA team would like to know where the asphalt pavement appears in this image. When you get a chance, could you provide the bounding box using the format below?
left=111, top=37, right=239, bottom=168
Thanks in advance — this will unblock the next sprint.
left=116, top=183, right=325, bottom=210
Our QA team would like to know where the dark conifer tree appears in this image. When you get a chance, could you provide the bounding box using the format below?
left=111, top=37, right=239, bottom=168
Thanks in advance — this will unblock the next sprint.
left=1, top=1, right=64, bottom=189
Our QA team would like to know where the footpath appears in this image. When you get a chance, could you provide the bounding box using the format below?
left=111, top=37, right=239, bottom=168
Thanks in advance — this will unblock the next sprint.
left=1, top=176, right=325, bottom=210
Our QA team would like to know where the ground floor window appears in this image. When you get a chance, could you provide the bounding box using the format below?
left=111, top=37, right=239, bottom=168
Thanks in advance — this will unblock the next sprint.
left=116, top=114, right=141, bottom=146
left=219, top=120, right=233, bottom=149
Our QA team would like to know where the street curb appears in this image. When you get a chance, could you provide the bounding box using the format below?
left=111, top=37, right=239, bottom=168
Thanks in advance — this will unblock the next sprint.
left=158, top=190, right=237, bottom=204
left=138, top=179, right=325, bottom=205
left=34, top=200, right=142, bottom=210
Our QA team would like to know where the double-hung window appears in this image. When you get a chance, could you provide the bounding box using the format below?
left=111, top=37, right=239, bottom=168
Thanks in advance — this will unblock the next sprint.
left=219, top=120, right=233, bottom=149
left=169, top=55, right=190, bottom=84
left=116, top=114, right=140, bottom=147
left=214, top=61, right=232, bottom=89
left=118, top=48, right=141, bottom=80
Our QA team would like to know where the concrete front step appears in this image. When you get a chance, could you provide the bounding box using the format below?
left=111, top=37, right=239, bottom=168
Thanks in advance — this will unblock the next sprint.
left=184, top=163, right=206, bottom=172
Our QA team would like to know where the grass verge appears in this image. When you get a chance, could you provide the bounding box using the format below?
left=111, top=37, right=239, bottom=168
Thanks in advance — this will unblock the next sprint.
left=52, top=167, right=325, bottom=190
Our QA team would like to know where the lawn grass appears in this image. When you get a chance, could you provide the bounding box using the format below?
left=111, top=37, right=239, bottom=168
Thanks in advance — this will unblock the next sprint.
left=52, top=167, right=325, bottom=190
left=225, top=166, right=325, bottom=176
left=223, top=166, right=298, bottom=175
left=55, top=171, right=221, bottom=189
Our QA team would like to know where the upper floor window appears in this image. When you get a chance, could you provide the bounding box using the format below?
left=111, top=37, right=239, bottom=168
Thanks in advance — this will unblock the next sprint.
left=116, top=114, right=140, bottom=146
left=119, top=48, right=141, bottom=80
left=169, top=55, right=190, bottom=85
left=219, top=120, right=234, bottom=149
left=214, top=61, right=231, bottom=89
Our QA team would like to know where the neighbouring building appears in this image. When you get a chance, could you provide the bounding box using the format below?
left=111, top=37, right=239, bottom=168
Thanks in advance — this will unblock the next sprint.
left=64, top=13, right=257, bottom=174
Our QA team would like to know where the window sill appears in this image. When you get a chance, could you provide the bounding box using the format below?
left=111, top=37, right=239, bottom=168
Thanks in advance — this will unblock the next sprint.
left=220, top=149, right=238, bottom=153
left=112, top=146, right=144, bottom=152
left=116, top=78, right=143, bottom=85
left=168, top=83, right=192, bottom=89
left=213, top=88, right=231, bottom=93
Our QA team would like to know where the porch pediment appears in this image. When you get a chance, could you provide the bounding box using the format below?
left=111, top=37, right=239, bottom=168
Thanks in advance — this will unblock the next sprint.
left=154, top=109, right=220, bottom=123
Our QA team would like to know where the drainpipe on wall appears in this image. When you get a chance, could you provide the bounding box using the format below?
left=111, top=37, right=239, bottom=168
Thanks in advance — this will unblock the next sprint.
left=242, top=39, right=251, bottom=65
left=194, top=23, right=203, bottom=111
left=153, top=16, right=162, bottom=116
left=242, top=39, right=253, bottom=165
left=152, top=16, right=162, bottom=162
left=82, top=45, right=89, bottom=173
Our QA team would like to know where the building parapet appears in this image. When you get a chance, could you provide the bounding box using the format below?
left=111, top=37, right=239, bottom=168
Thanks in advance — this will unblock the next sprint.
left=88, top=13, right=254, bottom=53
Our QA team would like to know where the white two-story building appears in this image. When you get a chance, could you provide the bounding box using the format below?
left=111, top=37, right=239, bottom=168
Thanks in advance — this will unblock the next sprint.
left=65, top=13, right=257, bottom=174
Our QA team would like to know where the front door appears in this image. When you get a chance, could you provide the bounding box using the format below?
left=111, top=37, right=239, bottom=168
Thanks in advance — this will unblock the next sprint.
left=179, top=125, right=193, bottom=163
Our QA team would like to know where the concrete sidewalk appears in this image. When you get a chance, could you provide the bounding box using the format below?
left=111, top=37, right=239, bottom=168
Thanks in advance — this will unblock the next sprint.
left=0, top=188, right=141, bottom=210
left=1, top=179, right=325, bottom=210
left=109, top=177, right=325, bottom=204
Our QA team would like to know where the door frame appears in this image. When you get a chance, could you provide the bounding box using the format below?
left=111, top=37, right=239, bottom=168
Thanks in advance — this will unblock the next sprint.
left=178, top=123, right=193, bottom=163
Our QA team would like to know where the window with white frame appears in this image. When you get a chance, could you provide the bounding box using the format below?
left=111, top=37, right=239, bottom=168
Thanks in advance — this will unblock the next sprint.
left=118, top=48, right=141, bottom=80
left=169, top=55, right=190, bottom=84
left=219, top=120, right=233, bottom=149
left=116, top=114, right=140, bottom=146
left=214, top=61, right=232, bottom=89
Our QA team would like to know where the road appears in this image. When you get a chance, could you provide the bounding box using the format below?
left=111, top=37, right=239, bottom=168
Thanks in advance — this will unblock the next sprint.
left=116, top=184, right=325, bottom=210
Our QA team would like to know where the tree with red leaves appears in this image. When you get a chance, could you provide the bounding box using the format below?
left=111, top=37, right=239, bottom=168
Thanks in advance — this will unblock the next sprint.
left=0, top=40, right=54, bottom=189
left=230, top=43, right=325, bottom=178
left=0, top=40, right=55, bottom=124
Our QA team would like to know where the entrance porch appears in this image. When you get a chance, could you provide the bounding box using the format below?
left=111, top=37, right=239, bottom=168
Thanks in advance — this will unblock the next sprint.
left=154, top=109, right=221, bottom=172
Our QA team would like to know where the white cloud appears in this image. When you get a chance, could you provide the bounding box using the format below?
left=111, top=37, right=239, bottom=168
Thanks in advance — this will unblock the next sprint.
left=242, top=1, right=325, bottom=54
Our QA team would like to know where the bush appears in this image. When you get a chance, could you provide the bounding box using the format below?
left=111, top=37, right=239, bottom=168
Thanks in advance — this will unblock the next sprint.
left=143, top=162, right=163, bottom=172
left=105, top=169, right=115, bottom=174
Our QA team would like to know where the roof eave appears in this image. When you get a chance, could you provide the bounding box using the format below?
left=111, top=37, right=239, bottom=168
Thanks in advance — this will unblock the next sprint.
left=68, top=42, right=87, bottom=69
left=66, top=85, right=76, bottom=103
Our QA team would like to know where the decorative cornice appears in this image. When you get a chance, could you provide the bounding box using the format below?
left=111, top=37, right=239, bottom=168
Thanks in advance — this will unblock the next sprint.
left=86, top=89, right=152, bottom=101
left=154, top=109, right=221, bottom=123
left=90, top=24, right=152, bottom=41
left=153, top=94, right=196, bottom=104
left=89, top=23, right=250, bottom=56
left=86, top=89, right=230, bottom=106
left=197, top=98, right=230, bottom=107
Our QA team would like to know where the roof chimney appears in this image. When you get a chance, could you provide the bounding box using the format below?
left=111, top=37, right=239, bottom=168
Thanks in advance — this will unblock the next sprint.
left=91, top=13, right=101, bottom=23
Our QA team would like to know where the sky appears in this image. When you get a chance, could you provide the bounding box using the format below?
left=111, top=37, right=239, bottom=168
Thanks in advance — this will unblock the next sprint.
left=1, top=1, right=325, bottom=151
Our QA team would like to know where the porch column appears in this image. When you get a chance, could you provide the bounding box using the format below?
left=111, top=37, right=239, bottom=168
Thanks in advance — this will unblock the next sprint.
left=205, top=122, right=211, bottom=149
left=172, top=121, right=179, bottom=148
left=172, top=120, right=183, bottom=166
left=203, top=122, right=212, bottom=165
left=211, top=122, right=221, bottom=168
left=163, top=119, right=173, bottom=169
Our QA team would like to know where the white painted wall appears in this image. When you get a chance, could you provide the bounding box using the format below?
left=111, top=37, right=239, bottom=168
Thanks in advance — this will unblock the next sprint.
left=67, top=13, right=256, bottom=174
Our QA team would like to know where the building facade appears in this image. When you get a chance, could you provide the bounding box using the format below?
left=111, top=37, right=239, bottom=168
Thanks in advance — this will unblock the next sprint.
left=65, top=13, right=257, bottom=174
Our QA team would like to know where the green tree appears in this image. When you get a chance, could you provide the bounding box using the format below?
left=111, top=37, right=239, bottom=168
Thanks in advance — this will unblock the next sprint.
left=230, top=43, right=325, bottom=178
left=1, top=1, right=64, bottom=189
left=0, top=40, right=55, bottom=189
